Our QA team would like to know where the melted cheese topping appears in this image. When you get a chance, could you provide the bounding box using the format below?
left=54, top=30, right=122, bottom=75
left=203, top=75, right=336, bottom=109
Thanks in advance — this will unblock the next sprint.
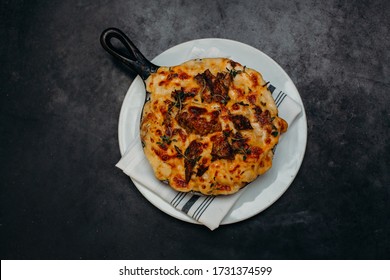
left=140, top=58, right=288, bottom=195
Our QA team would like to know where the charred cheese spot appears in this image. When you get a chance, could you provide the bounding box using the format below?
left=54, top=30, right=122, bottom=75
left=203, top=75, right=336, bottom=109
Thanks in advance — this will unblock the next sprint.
left=178, top=72, right=190, bottom=80
left=250, top=73, right=259, bottom=87
left=232, top=103, right=240, bottom=110
left=211, top=134, right=234, bottom=160
left=141, top=58, right=288, bottom=195
left=173, top=176, right=188, bottom=189
left=158, top=80, right=169, bottom=87
left=229, top=114, right=253, bottom=130
left=176, top=107, right=222, bottom=136
left=152, top=147, right=177, bottom=161
left=247, top=94, right=257, bottom=104
left=183, top=140, right=203, bottom=182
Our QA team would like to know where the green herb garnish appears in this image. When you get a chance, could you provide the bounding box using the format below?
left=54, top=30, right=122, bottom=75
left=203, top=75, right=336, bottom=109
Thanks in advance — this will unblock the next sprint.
left=226, top=67, right=243, bottom=78
left=157, top=134, right=177, bottom=146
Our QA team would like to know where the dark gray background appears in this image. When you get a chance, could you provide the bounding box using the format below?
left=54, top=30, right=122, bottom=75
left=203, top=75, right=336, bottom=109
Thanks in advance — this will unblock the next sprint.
left=1, top=0, right=389, bottom=259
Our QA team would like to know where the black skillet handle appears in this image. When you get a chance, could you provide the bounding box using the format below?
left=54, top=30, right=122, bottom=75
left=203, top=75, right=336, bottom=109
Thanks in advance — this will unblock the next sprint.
left=100, top=28, right=159, bottom=80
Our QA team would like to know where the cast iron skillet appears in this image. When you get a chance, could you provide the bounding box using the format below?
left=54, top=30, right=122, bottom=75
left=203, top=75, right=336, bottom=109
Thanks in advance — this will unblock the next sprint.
left=100, top=27, right=159, bottom=80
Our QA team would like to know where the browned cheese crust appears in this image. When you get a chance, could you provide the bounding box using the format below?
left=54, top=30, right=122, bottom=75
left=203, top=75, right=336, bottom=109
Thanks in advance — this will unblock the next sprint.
left=140, top=58, right=288, bottom=195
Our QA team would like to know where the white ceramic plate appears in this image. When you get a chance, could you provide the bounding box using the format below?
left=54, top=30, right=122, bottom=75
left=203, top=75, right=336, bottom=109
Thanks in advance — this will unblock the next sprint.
left=118, top=38, right=307, bottom=225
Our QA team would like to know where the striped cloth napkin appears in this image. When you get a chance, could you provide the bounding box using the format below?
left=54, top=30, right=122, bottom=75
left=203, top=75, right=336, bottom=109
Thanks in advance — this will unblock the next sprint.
left=116, top=48, right=302, bottom=230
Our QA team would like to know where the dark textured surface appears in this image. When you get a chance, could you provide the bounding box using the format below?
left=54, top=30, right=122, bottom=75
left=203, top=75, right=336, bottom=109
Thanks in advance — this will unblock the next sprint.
left=1, top=0, right=389, bottom=259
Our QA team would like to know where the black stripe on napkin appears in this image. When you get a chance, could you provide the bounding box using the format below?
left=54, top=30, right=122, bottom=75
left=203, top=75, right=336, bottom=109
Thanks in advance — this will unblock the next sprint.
left=171, top=192, right=187, bottom=208
left=269, top=84, right=287, bottom=108
left=192, top=197, right=211, bottom=220
left=192, top=196, right=215, bottom=221
left=181, top=195, right=200, bottom=214
left=273, top=90, right=282, bottom=105
left=274, top=91, right=287, bottom=107
left=278, top=93, right=287, bottom=107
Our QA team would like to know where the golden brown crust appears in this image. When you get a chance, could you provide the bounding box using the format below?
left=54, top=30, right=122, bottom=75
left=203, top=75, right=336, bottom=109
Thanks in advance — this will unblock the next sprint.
left=140, top=58, right=287, bottom=195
